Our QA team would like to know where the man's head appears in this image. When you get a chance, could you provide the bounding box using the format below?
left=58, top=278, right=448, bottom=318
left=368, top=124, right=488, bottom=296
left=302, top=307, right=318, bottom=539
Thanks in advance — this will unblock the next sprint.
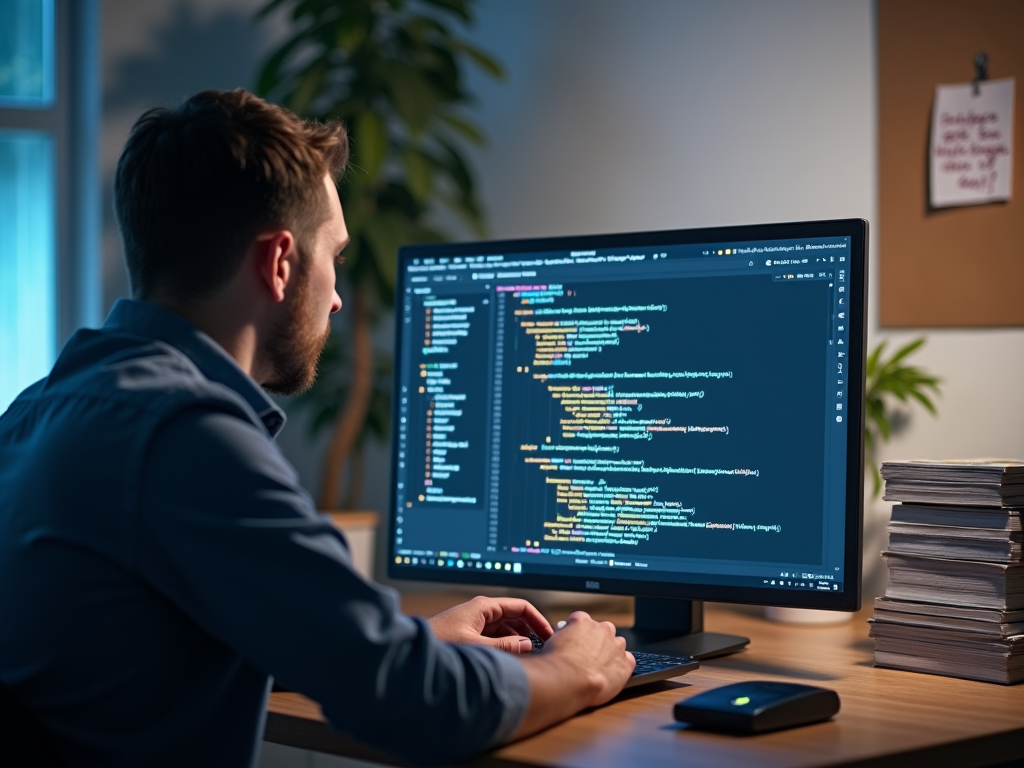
left=113, top=89, right=350, bottom=394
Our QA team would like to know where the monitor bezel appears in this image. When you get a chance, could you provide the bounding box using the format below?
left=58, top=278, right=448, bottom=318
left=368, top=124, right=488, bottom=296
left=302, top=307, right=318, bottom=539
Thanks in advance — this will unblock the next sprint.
left=387, top=218, right=866, bottom=611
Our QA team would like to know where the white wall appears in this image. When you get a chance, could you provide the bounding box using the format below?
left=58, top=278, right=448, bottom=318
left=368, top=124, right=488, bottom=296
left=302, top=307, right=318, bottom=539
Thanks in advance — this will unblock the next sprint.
left=471, top=1, right=875, bottom=235
left=98, top=0, right=1024, bottom=597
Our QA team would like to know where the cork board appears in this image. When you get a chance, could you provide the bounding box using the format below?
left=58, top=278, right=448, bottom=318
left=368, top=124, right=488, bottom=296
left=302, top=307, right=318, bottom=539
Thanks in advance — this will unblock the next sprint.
left=879, top=0, right=1024, bottom=327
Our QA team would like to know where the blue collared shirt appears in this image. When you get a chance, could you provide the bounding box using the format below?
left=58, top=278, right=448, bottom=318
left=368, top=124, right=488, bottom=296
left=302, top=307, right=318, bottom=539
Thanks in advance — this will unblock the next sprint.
left=0, top=299, right=528, bottom=767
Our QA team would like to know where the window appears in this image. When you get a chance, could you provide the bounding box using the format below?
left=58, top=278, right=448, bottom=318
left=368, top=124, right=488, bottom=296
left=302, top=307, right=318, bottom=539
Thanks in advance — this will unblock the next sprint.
left=0, top=131, right=56, bottom=408
left=0, top=0, right=98, bottom=412
left=0, top=0, right=55, bottom=107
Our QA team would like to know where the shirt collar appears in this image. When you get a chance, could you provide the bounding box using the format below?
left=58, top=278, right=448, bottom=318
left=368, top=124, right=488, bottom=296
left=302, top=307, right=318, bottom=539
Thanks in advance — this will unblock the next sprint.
left=104, top=299, right=286, bottom=437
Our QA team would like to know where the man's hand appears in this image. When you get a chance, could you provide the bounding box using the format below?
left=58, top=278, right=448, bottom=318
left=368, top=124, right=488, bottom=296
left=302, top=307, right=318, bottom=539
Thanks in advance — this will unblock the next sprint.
left=533, top=611, right=635, bottom=706
left=513, top=611, right=635, bottom=740
left=428, top=595, right=554, bottom=654
left=429, top=601, right=635, bottom=742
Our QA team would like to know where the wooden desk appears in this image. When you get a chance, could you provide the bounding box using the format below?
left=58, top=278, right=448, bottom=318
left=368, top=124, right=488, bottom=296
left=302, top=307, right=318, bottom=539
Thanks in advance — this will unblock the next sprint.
left=265, top=594, right=1024, bottom=767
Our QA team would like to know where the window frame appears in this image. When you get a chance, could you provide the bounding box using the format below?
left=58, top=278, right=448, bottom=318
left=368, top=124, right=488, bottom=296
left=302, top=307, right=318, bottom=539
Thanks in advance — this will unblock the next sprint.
left=0, top=0, right=100, bottom=350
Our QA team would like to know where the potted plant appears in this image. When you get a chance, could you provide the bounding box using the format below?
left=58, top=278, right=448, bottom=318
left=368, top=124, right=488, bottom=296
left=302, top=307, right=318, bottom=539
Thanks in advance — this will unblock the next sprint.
left=255, top=0, right=503, bottom=525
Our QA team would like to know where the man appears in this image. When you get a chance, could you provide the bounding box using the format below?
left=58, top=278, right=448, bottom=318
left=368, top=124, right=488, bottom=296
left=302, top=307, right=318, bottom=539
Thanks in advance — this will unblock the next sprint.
left=0, top=89, right=633, bottom=767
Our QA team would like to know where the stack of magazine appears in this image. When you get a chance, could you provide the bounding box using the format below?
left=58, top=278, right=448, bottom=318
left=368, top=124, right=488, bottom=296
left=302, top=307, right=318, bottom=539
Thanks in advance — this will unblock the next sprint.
left=870, top=459, right=1024, bottom=684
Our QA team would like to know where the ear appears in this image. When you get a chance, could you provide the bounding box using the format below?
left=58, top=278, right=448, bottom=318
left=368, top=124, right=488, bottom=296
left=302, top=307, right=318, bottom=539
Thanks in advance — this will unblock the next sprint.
left=254, top=231, right=297, bottom=303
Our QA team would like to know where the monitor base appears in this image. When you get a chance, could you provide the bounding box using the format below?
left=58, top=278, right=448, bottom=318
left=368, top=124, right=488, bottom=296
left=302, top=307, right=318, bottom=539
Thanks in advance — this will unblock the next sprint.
left=616, top=627, right=750, bottom=659
left=616, top=597, right=750, bottom=660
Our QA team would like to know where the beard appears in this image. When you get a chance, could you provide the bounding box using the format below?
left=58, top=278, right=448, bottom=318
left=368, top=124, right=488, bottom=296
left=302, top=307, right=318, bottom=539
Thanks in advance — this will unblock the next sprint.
left=261, top=269, right=331, bottom=397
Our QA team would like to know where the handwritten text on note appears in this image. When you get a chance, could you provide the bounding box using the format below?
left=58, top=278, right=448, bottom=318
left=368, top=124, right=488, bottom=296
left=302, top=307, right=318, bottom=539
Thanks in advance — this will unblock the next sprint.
left=930, top=77, right=1014, bottom=208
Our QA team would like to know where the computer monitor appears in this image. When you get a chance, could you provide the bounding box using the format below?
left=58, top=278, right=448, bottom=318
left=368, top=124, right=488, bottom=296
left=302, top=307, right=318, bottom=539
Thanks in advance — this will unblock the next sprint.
left=388, top=218, right=866, bottom=659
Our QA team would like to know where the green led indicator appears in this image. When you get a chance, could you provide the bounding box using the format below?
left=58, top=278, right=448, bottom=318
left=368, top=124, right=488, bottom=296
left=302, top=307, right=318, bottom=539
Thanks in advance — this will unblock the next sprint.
left=730, top=696, right=751, bottom=706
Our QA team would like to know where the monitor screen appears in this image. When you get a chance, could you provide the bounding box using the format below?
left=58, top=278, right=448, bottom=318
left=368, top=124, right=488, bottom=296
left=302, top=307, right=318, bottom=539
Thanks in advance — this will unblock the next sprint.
left=388, top=219, right=865, bottom=612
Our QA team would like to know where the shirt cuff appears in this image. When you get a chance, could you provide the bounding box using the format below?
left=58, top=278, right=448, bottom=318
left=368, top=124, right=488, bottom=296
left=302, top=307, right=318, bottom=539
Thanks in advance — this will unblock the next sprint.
left=483, top=648, right=530, bottom=749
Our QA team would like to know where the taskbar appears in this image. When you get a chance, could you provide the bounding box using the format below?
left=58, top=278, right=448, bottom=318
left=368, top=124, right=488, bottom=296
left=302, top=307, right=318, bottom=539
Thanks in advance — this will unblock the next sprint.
left=391, top=555, right=843, bottom=594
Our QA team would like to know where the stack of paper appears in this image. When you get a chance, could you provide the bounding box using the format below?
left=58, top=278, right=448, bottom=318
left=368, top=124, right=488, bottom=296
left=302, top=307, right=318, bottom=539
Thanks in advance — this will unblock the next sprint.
left=881, top=459, right=1024, bottom=506
left=871, top=461, right=1024, bottom=685
left=887, top=516, right=1022, bottom=563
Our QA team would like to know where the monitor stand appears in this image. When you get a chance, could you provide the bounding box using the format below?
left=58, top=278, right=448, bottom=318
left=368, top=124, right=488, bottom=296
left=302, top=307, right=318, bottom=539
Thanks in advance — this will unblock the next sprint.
left=616, top=597, right=749, bottom=660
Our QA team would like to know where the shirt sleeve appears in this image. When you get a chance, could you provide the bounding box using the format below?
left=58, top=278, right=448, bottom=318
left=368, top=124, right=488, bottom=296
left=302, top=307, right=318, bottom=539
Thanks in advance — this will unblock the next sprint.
left=135, top=406, right=529, bottom=764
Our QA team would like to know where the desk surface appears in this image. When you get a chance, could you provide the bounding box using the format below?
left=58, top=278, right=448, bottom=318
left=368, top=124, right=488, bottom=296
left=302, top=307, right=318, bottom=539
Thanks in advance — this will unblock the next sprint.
left=265, top=593, right=1024, bottom=767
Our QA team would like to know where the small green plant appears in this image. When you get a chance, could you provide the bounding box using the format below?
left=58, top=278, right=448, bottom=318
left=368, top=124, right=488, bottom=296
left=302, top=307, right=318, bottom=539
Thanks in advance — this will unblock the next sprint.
left=865, top=338, right=942, bottom=496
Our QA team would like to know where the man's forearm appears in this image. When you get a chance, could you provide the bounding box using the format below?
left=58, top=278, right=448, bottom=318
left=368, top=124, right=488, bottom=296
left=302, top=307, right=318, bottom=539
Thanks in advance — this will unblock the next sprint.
left=502, top=613, right=634, bottom=742
left=512, top=653, right=604, bottom=739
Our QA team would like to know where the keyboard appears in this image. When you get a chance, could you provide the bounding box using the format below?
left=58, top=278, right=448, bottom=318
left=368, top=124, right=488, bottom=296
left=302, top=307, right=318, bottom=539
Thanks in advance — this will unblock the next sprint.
left=625, top=651, right=700, bottom=688
left=530, top=634, right=699, bottom=688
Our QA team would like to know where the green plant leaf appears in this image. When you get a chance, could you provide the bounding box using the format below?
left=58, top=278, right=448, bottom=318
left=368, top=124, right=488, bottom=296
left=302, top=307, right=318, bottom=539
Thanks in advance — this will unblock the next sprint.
left=420, top=0, right=472, bottom=23
left=362, top=211, right=407, bottom=293
left=331, top=3, right=370, bottom=52
left=439, top=112, right=485, bottom=145
left=353, top=112, right=388, bottom=180
left=429, top=138, right=485, bottom=232
left=336, top=24, right=367, bottom=53
left=401, top=148, right=434, bottom=201
left=256, top=0, right=291, bottom=19
left=876, top=410, right=893, bottom=441
left=256, top=33, right=306, bottom=95
left=407, top=222, right=449, bottom=244
left=383, top=60, right=438, bottom=135
left=435, top=189, right=486, bottom=237
left=379, top=179, right=425, bottom=218
left=884, top=338, right=926, bottom=369
left=907, top=387, right=939, bottom=415
left=287, top=57, right=330, bottom=115
left=449, top=39, right=505, bottom=79
left=417, top=44, right=462, bottom=101
left=865, top=340, right=885, bottom=378
left=406, top=14, right=452, bottom=41
left=426, top=138, right=485, bottom=235
left=290, top=0, right=337, bottom=23
left=432, top=137, right=474, bottom=194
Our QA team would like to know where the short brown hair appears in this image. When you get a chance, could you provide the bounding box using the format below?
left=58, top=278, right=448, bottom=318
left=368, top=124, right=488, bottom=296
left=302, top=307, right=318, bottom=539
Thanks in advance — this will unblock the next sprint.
left=114, top=89, right=348, bottom=302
